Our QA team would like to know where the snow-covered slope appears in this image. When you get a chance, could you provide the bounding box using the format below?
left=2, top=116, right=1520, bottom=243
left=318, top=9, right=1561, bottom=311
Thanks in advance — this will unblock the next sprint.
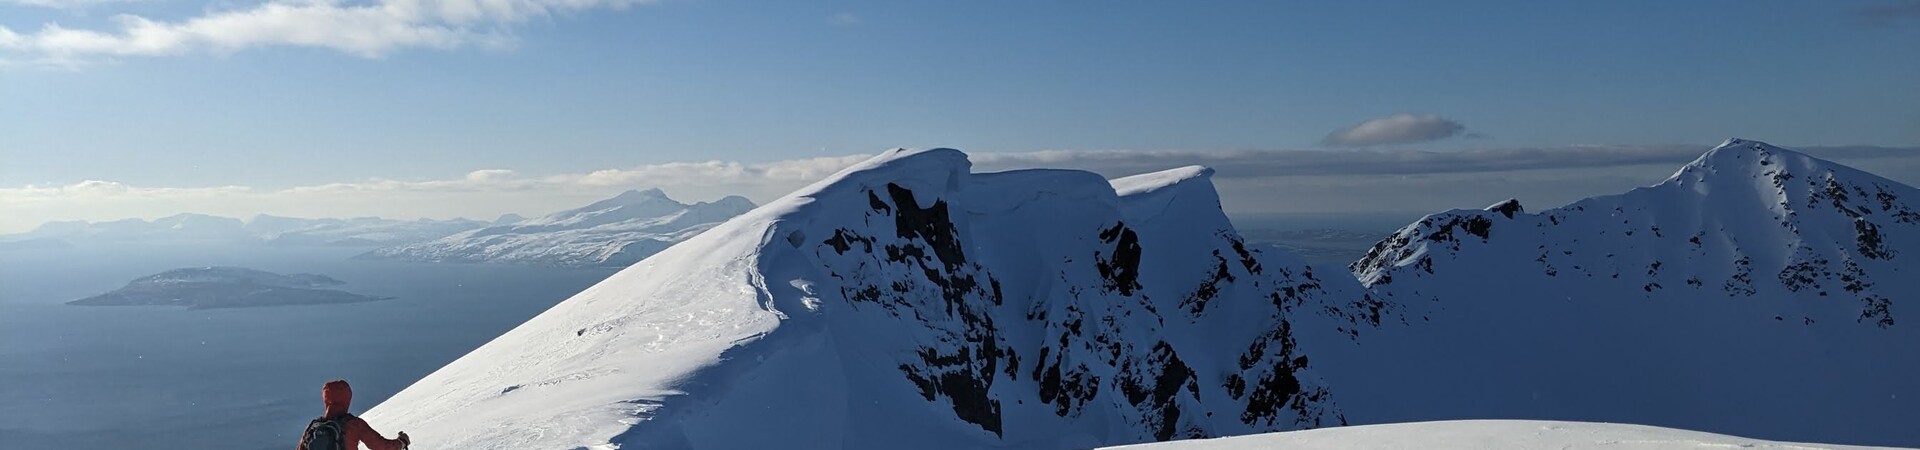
left=363, top=149, right=1391, bottom=449
left=359, top=189, right=755, bottom=267
left=1101, top=420, right=1902, bottom=450
left=1334, top=139, right=1920, bottom=445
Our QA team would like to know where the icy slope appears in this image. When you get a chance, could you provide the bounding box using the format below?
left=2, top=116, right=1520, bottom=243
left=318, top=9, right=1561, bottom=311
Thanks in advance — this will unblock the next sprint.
left=360, top=189, right=755, bottom=267
left=363, top=149, right=1390, bottom=449
left=1101, top=420, right=1903, bottom=450
left=1335, top=139, right=1920, bottom=445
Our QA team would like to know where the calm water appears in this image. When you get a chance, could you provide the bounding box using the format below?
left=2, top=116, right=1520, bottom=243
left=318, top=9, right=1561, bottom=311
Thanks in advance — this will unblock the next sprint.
left=0, top=244, right=616, bottom=449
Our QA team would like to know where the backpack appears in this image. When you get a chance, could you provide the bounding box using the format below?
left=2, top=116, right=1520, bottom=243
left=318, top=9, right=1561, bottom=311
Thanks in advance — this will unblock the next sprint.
left=302, top=414, right=351, bottom=450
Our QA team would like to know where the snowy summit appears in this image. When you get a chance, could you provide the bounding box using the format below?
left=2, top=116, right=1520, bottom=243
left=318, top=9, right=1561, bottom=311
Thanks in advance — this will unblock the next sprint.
left=1334, top=138, right=1919, bottom=445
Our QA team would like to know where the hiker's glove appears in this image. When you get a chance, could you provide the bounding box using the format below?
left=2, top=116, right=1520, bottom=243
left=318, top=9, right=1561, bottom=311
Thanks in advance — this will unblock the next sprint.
left=398, top=431, right=411, bottom=447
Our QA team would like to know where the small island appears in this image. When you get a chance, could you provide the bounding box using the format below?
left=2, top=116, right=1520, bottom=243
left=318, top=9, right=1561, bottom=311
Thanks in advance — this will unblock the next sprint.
left=69, top=266, right=391, bottom=309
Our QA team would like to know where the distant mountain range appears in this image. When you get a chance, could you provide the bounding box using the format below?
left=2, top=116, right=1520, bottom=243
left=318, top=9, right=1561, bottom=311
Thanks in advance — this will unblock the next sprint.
left=0, top=213, right=490, bottom=247
left=358, top=189, right=756, bottom=267
left=0, top=190, right=754, bottom=268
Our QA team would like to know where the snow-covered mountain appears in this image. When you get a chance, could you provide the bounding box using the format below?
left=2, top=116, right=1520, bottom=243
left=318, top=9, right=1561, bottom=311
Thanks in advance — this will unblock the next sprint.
left=1101, top=420, right=1899, bottom=450
left=247, top=215, right=489, bottom=246
left=489, top=213, right=527, bottom=225
left=1, top=213, right=486, bottom=247
left=359, top=189, right=757, bottom=267
left=363, top=149, right=1392, bottom=449
left=1331, top=139, right=1919, bottom=445
left=14, top=213, right=249, bottom=243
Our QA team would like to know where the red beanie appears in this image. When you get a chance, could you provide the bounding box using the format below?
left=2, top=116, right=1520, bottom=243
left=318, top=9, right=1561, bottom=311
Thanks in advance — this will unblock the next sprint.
left=322, top=379, right=353, bottom=416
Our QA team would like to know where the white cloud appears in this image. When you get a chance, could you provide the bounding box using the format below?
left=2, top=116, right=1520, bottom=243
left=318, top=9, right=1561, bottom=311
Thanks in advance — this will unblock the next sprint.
left=828, top=12, right=860, bottom=26
left=0, top=0, right=142, bottom=9
left=4, top=144, right=1918, bottom=234
left=464, top=169, right=517, bottom=182
left=0, top=26, right=23, bottom=48
left=1322, top=113, right=1470, bottom=147
left=544, top=155, right=870, bottom=188
left=0, top=0, right=654, bottom=62
left=66, top=180, right=135, bottom=194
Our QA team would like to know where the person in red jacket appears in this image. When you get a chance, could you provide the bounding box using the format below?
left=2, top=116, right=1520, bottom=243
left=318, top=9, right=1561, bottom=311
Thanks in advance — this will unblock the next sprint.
left=296, top=379, right=410, bottom=450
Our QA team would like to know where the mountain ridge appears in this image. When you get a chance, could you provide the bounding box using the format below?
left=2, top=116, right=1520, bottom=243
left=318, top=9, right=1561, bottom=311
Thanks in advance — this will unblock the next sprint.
left=363, top=148, right=1386, bottom=449
left=1331, top=138, right=1918, bottom=445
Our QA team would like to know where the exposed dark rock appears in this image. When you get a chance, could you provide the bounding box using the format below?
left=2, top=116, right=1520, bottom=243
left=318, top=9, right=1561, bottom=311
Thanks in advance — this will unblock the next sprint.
left=1227, top=235, right=1264, bottom=275
left=1724, top=255, right=1756, bottom=297
left=1486, top=199, right=1524, bottom=219
left=1860, top=294, right=1895, bottom=328
left=886, top=183, right=967, bottom=269
left=1855, top=219, right=1893, bottom=260
left=1776, top=251, right=1829, bottom=294
left=1424, top=216, right=1494, bottom=242
left=825, top=185, right=1011, bottom=435
left=1096, top=223, right=1145, bottom=296
left=1178, top=251, right=1236, bottom=316
left=868, top=190, right=894, bottom=213
left=823, top=229, right=875, bottom=255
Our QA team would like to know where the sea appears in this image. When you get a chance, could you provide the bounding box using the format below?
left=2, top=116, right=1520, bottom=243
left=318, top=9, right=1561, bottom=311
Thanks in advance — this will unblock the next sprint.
left=0, top=244, right=617, bottom=449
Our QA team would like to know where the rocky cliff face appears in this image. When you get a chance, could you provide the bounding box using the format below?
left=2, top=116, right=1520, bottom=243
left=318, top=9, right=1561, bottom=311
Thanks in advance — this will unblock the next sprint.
left=801, top=165, right=1380, bottom=443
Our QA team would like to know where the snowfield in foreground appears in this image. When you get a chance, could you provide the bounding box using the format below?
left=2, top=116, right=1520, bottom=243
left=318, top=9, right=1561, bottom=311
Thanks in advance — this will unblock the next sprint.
left=1102, top=420, right=1902, bottom=450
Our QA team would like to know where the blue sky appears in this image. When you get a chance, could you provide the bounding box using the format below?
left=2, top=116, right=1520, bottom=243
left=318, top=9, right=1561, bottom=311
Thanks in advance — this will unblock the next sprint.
left=1, top=0, right=1918, bottom=231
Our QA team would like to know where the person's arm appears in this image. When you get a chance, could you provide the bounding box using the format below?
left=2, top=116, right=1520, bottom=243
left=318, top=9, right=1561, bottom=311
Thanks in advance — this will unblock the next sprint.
left=346, top=417, right=409, bottom=450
